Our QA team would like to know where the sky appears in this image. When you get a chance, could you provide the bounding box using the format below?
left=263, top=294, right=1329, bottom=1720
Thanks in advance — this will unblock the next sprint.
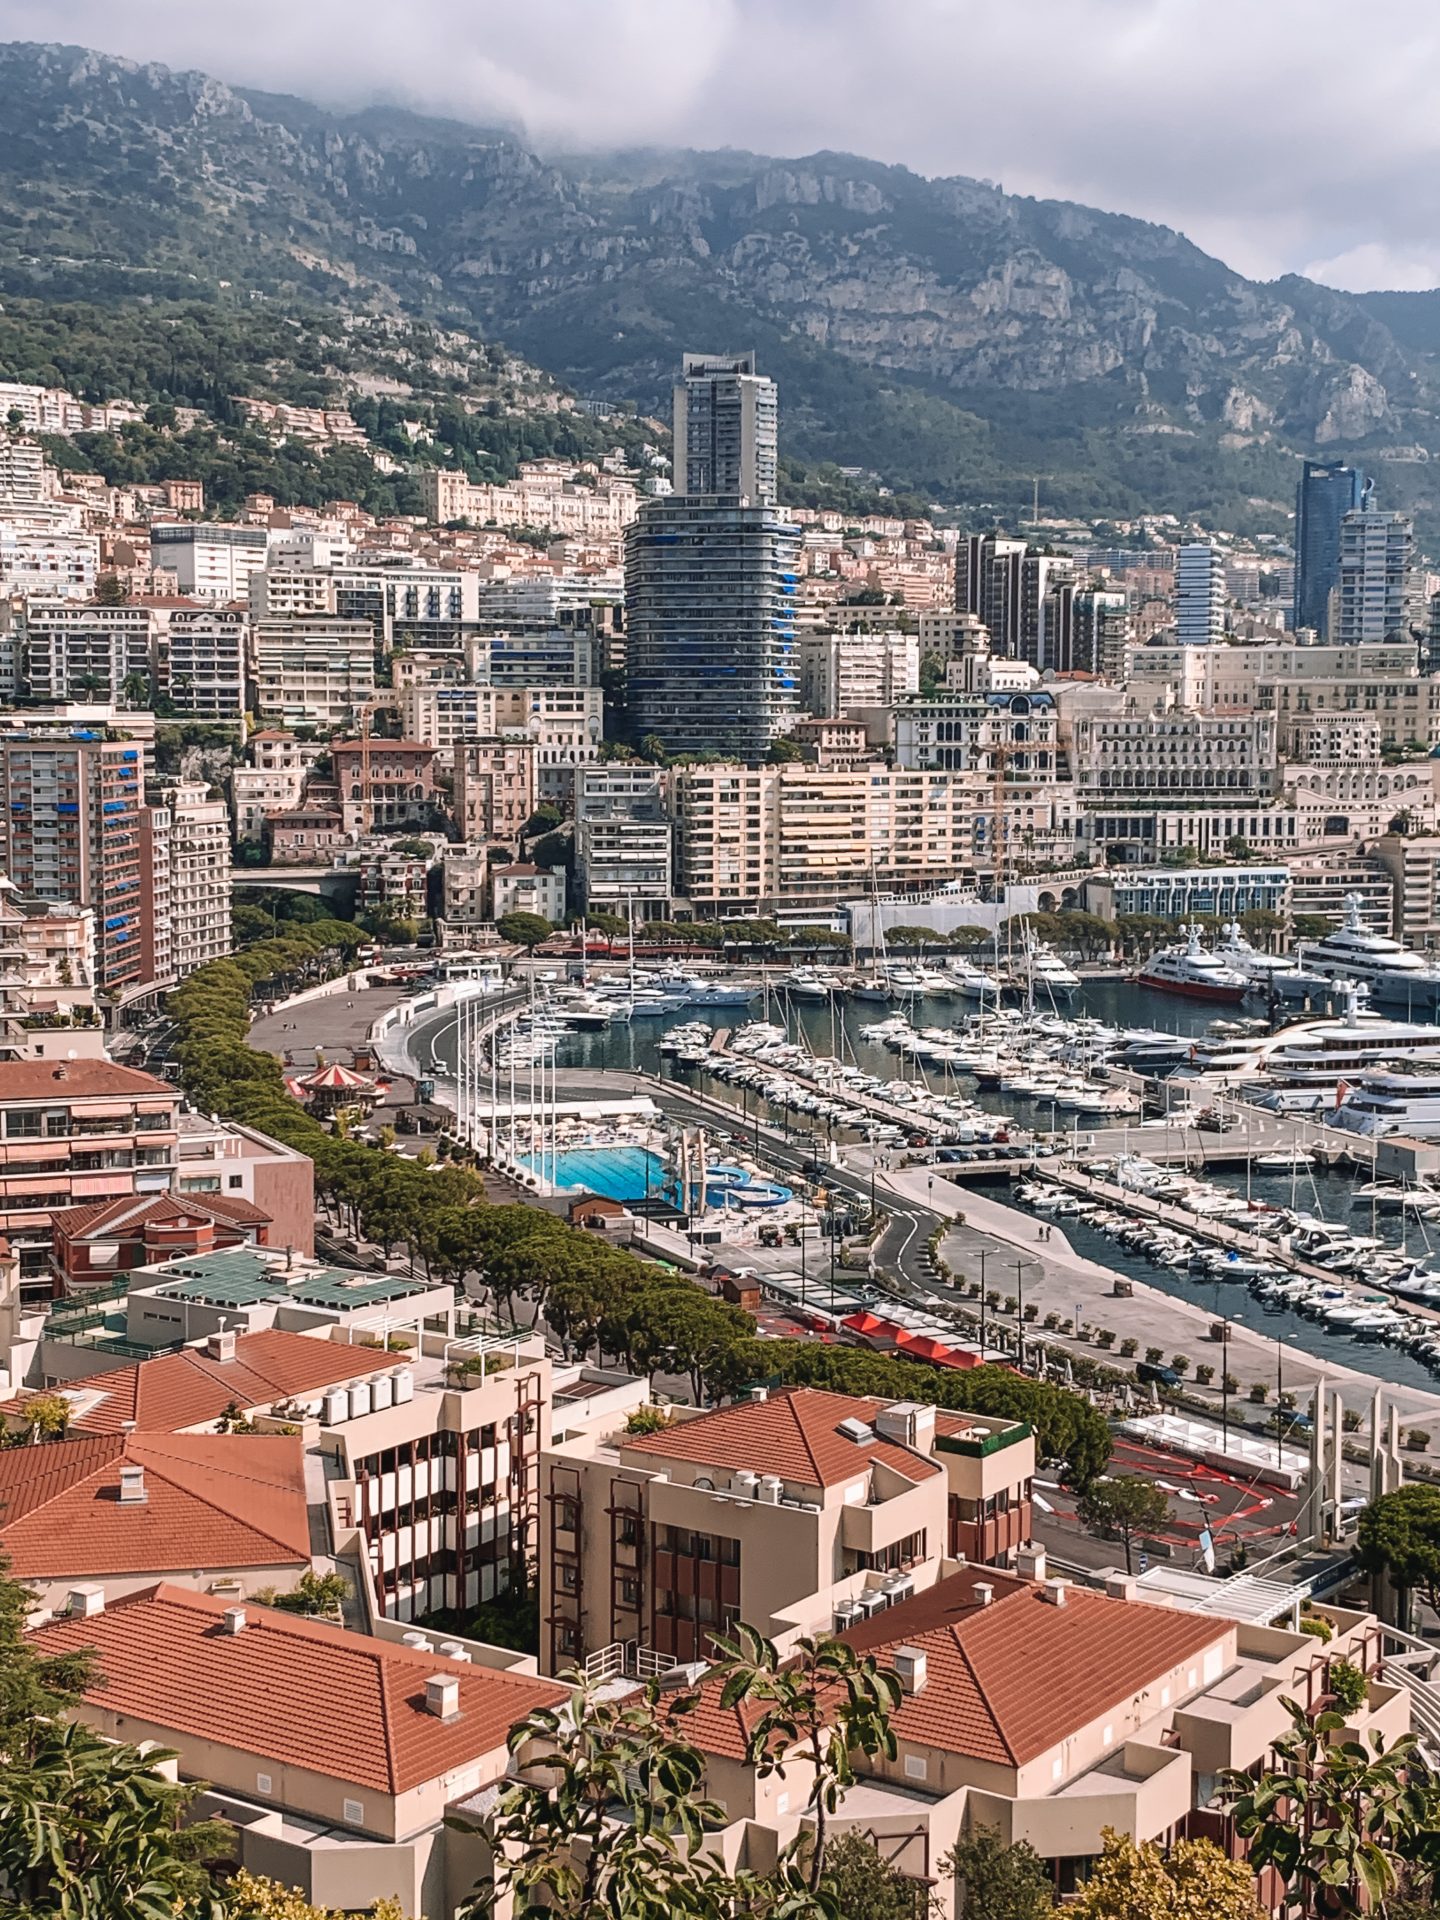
left=1, top=0, right=1437, bottom=292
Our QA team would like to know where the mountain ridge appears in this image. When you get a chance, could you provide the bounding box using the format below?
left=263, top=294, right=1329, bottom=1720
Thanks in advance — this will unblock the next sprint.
left=2, top=39, right=1439, bottom=532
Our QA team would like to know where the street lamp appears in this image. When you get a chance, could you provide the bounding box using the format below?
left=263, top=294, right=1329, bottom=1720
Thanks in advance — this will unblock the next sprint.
left=1220, top=1324, right=1231, bottom=1450
left=1013, top=1259, right=1030, bottom=1369
left=978, top=1246, right=989, bottom=1359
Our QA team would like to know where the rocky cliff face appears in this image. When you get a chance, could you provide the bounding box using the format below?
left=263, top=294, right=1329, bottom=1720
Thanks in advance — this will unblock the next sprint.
left=3, top=41, right=1439, bottom=521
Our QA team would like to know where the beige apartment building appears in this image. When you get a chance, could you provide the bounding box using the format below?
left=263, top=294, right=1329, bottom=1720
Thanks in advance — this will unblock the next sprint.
left=31, top=1582, right=566, bottom=1919
left=453, top=739, right=536, bottom=850
left=678, top=1564, right=1405, bottom=1916
left=251, top=616, right=376, bottom=732
left=539, top=1387, right=1034, bottom=1677
left=673, top=762, right=1075, bottom=913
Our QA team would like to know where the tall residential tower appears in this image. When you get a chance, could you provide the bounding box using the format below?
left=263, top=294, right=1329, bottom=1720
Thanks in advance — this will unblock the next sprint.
left=626, top=353, right=799, bottom=760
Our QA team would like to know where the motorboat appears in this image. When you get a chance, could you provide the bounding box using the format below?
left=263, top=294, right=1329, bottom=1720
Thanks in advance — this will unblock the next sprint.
left=1136, top=927, right=1250, bottom=1004
left=1299, top=894, right=1440, bottom=1013
left=783, top=967, right=842, bottom=1001
left=1008, top=932, right=1081, bottom=1004
left=1213, top=921, right=1331, bottom=999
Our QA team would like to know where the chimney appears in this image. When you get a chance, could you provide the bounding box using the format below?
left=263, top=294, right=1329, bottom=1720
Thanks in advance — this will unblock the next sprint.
left=1042, top=1578, right=1069, bottom=1608
left=118, top=1465, right=147, bottom=1505
left=68, top=1584, right=105, bottom=1618
left=1106, top=1574, right=1139, bottom=1603
left=750, top=1385, right=768, bottom=1403
left=425, top=1675, right=461, bottom=1722
left=1015, top=1544, right=1047, bottom=1583
left=892, top=1645, right=927, bottom=1694
left=206, top=1330, right=237, bottom=1364
left=51, top=1064, right=67, bottom=1081
left=973, top=1582, right=994, bottom=1608
left=222, top=1606, right=246, bottom=1635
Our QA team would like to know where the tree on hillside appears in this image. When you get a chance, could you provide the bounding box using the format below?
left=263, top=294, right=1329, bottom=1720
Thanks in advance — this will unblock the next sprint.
left=1076, top=1477, right=1169, bottom=1575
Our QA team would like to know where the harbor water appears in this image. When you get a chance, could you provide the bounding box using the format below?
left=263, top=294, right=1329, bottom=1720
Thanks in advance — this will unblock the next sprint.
left=423, top=974, right=1440, bottom=1396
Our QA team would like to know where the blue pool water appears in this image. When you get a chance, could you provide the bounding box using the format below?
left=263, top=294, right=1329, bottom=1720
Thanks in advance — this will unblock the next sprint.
left=521, top=1145, right=669, bottom=1202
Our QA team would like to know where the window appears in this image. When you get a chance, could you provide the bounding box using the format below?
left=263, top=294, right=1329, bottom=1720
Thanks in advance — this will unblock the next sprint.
left=904, top=1753, right=928, bottom=1781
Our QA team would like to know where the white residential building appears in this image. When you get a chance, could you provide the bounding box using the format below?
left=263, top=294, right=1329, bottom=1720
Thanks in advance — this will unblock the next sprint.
left=22, top=603, right=153, bottom=706
left=251, top=618, right=376, bottom=732
left=149, top=524, right=269, bottom=603
left=400, top=682, right=602, bottom=797
left=1336, top=507, right=1415, bottom=644
left=0, top=525, right=98, bottom=600
left=575, top=766, right=674, bottom=915
left=798, top=629, right=920, bottom=717
left=1070, top=708, right=1279, bottom=805
left=148, top=782, right=233, bottom=984
left=164, top=609, right=246, bottom=721
left=1173, top=543, right=1225, bottom=646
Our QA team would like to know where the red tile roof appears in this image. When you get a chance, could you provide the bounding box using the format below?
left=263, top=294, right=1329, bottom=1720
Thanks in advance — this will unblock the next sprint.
left=679, top=1568, right=1227, bottom=1768
left=626, top=1388, right=941, bottom=1491
left=0, top=1060, right=175, bottom=1100
left=7, top=1329, right=400, bottom=1435
left=53, top=1192, right=270, bottom=1240
left=30, top=1583, right=569, bottom=1794
left=0, top=1432, right=310, bottom=1576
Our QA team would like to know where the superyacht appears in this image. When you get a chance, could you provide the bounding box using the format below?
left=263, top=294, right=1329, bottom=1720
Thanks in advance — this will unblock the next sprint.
left=1299, top=895, right=1440, bottom=1013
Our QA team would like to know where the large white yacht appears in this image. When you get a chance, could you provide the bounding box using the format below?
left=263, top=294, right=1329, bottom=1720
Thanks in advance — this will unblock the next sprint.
left=1299, top=894, right=1440, bottom=1012
left=1213, top=922, right=1330, bottom=999
left=1012, top=933, right=1081, bottom=1004
left=1331, top=1069, right=1440, bottom=1140
left=1172, top=985, right=1440, bottom=1096
left=1137, top=925, right=1249, bottom=1004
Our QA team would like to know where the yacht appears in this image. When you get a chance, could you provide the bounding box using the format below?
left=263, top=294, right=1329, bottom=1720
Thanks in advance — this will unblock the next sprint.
left=947, top=954, right=1005, bottom=1001
left=782, top=966, right=841, bottom=1001
left=1136, top=926, right=1249, bottom=1004
left=1213, top=922, right=1329, bottom=999
left=1331, top=1068, right=1440, bottom=1141
left=1011, top=933, right=1081, bottom=1004
left=1173, top=985, right=1440, bottom=1098
left=1299, top=894, right=1440, bottom=1013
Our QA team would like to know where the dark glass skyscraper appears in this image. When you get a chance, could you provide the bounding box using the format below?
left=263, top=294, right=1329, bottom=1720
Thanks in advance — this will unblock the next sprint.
left=1295, top=459, right=1368, bottom=637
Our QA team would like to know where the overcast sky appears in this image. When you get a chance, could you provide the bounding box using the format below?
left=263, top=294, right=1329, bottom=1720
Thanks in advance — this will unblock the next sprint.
left=1, top=0, right=1435, bottom=292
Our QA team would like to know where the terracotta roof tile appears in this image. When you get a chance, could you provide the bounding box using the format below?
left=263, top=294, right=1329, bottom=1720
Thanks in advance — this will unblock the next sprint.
left=842, top=1568, right=1228, bottom=1766
left=0, top=1432, right=310, bottom=1577
left=9, top=1329, right=400, bottom=1435
left=0, top=1060, right=175, bottom=1100
left=30, top=1583, right=569, bottom=1794
left=626, top=1388, right=941, bottom=1491
left=53, top=1192, right=270, bottom=1240
left=679, top=1569, right=1228, bottom=1767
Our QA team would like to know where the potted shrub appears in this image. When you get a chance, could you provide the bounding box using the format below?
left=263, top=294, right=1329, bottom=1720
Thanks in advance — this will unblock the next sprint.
left=1194, top=1363, right=1214, bottom=1386
left=1145, top=1346, right=1163, bottom=1366
left=1119, top=1337, right=1138, bottom=1358
left=1170, top=1355, right=1190, bottom=1376
left=1248, top=1382, right=1268, bottom=1404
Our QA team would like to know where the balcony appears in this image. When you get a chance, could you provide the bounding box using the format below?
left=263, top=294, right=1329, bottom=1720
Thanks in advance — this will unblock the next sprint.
left=972, top=1740, right=1192, bottom=1858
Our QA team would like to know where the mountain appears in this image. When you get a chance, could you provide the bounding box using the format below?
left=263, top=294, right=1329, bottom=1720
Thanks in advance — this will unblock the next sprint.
left=3, top=39, right=1440, bottom=533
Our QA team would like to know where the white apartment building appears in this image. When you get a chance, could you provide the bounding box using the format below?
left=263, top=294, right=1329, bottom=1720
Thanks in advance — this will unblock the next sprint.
left=891, top=689, right=1061, bottom=777
left=418, top=468, right=638, bottom=537
left=0, top=525, right=98, bottom=601
left=163, top=609, right=246, bottom=721
left=251, top=617, right=376, bottom=732
left=1070, top=708, right=1279, bottom=804
left=23, top=603, right=152, bottom=705
left=140, top=783, right=232, bottom=986
left=149, top=524, right=269, bottom=603
left=231, top=766, right=306, bottom=842
left=798, top=628, right=920, bottom=717
left=492, top=862, right=566, bottom=923
left=1336, top=508, right=1414, bottom=644
left=574, top=766, right=674, bottom=915
left=1173, top=543, right=1226, bottom=646
left=400, top=683, right=602, bottom=797
left=673, top=763, right=1076, bottom=913
left=440, top=845, right=492, bottom=944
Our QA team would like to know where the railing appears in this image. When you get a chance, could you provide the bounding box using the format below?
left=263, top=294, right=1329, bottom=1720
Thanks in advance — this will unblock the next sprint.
left=584, top=1640, right=676, bottom=1683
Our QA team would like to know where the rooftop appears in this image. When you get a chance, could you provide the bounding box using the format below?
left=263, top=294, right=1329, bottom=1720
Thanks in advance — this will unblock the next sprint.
left=680, top=1566, right=1229, bottom=1768
left=0, top=1059, right=175, bottom=1100
left=625, top=1387, right=942, bottom=1492
left=5, top=1329, right=400, bottom=1435
left=143, top=1247, right=435, bottom=1312
left=0, top=1432, right=310, bottom=1577
left=29, top=1583, right=568, bottom=1795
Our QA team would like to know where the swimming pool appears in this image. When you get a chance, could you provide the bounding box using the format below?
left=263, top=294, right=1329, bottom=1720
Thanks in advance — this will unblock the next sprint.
left=520, top=1145, right=670, bottom=1203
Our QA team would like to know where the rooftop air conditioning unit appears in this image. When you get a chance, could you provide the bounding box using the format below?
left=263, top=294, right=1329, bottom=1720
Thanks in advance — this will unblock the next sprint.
left=371, top=1373, right=394, bottom=1411
left=321, top=1388, right=349, bottom=1427
left=732, top=1471, right=760, bottom=1497
left=437, top=1641, right=472, bottom=1663
left=832, top=1599, right=863, bottom=1632
left=858, top=1590, right=889, bottom=1617
left=347, top=1380, right=372, bottom=1420
left=392, top=1368, right=414, bottom=1404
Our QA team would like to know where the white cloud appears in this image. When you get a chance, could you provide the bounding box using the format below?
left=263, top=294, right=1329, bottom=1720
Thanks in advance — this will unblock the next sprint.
left=3, top=0, right=1438, bottom=289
